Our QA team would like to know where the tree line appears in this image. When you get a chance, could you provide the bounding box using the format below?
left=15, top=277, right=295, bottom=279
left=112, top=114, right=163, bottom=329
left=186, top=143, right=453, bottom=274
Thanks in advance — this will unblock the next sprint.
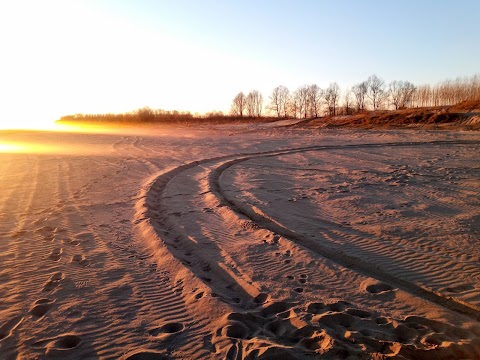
left=58, top=107, right=275, bottom=124
left=59, top=74, right=479, bottom=124
left=232, top=74, right=480, bottom=118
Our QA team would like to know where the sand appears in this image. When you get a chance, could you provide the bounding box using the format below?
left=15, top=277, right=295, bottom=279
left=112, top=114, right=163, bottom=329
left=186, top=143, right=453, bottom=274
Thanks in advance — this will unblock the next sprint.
left=0, top=124, right=479, bottom=359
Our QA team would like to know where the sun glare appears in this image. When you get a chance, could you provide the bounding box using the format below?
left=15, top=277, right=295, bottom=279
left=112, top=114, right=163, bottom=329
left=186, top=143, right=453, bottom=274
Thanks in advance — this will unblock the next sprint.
left=0, top=107, right=59, bottom=131
left=0, top=143, right=24, bottom=153
left=0, top=141, right=56, bottom=154
left=0, top=120, right=58, bottom=131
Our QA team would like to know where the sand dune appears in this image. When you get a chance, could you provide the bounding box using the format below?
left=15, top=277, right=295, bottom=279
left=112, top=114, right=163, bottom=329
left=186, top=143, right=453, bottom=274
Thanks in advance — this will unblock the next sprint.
left=0, top=126, right=479, bottom=359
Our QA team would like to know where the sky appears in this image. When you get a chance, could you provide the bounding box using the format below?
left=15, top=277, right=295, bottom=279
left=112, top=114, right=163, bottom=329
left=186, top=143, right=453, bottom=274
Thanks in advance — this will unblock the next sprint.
left=0, top=0, right=479, bottom=129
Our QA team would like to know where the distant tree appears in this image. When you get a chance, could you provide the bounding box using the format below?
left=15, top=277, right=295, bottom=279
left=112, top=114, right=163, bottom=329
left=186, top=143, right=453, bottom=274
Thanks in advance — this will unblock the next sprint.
left=342, top=90, right=354, bottom=115
left=389, top=80, right=416, bottom=109
left=231, top=92, right=247, bottom=117
left=289, top=89, right=300, bottom=118
left=268, top=85, right=290, bottom=118
left=137, top=106, right=155, bottom=122
left=400, top=81, right=416, bottom=109
left=413, top=84, right=431, bottom=107
left=366, top=74, right=386, bottom=110
left=205, top=110, right=224, bottom=118
left=287, top=92, right=298, bottom=118
left=324, top=82, right=341, bottom=115
left=307, top=84, right=323, bottom=117
left=352, top=82, right=368, bottom=112
left=246, top=90, right=263, bottom=117
left=292, top=85, right=309, bottom=118
left=280, top=87, right=290, bottom=118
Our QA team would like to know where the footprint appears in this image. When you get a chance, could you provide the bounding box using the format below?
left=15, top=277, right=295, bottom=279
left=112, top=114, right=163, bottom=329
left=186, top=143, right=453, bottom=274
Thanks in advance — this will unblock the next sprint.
left=221, top=322, right=249, bottom=339
left=366, top=282, right=394, bottom=294
left=148, top=322, right=185, bottom=338
left=403, top=316, right=446, bottom=333
left=260, top=302, right=291, bottom=318
left=393, top=323, right=418, bottom=343
left=71, top=254, right=89, bottom=267
left=375, top=317, right=390, bottom=325
left=445, top=284, right=474, bottom=293
left=30, top=298, right=54, bottom=318
left=43, top=272, right=64, bottom=292
left=52, top=334, right=82, bottom=349
left=201, top=263, right=212, bottom=272
left=253, top=293, right=269, bottom=304
left=307, top=302, right=326, bottom=314
left=326, top=301, right=351, bottom=312
left=49, top=247, right=63, bottom=261
left=346, top=308, right=372, bottom=319
left=32, top=334, right=82, bottom=357
left=318, top=312, right=356, bottom=329
left=63, top=238, right=80, bottom=246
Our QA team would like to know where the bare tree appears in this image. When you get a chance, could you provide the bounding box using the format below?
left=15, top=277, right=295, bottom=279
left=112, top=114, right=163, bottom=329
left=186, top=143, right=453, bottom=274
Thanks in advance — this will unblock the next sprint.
left=246, top=90, right=263, bottom=117
left=411, top=75, right=480, bottom=108
left=287, top=94, right=299, bottom=118
left=413, top=84, right=431, bottom=107
left=366, top=74, right=386, bottom=110
left=231, top=92, right=247, bottom=117
left=255, top=91, right=264, bottom=116
left=269, top=85, right=289, bottom=118
left=291, top=86, right=309, bottom=118
left=351, top=82, right=368, bottom=112
left=389, top=80, right=416, bottom=109
left=324, top=82, right=341, bottom=116
left=280, top=87, right=290, bottom=118
left=307, top=84, right=323, bottom=117
left=342, top=90, right=354, bottom=115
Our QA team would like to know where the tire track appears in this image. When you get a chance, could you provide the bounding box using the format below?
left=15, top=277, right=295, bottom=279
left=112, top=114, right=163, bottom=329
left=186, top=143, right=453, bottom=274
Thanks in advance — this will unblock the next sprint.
left=207, top=140, right=480, bottom=320
left=137, top=139, right=480, bottom=358
left=140, top=140, right=480, bottom=318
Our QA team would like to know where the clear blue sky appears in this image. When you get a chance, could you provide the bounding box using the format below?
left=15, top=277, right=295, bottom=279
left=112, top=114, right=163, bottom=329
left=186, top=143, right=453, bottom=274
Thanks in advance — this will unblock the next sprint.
left=96, top=0, right=479, bottom=85
left=0, top=0, right=479, bottom=127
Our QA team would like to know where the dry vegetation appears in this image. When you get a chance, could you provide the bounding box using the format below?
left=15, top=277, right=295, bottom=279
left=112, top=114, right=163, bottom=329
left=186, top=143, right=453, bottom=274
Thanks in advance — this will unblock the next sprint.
left=305, top=100, right=480, bottom=130
left=57, top=108, right=277, bottom=126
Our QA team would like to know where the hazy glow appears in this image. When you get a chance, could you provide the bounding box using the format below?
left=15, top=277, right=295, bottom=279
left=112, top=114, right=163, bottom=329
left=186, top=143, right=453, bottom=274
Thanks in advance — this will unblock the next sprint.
left=0, top=1, right=278, bottom=130
left=0, top=141, right=57, bottom=154
left=0, top=1, right=478, bottom=130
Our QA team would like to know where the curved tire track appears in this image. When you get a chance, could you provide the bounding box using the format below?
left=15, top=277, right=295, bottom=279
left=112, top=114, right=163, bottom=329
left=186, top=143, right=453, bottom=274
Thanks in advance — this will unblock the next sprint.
left=141, top=139, right=480, bottom=321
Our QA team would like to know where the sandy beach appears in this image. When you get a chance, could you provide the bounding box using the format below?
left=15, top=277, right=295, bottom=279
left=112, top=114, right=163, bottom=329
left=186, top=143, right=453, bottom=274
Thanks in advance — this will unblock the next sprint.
left=1, top=124, right=479, bottom=359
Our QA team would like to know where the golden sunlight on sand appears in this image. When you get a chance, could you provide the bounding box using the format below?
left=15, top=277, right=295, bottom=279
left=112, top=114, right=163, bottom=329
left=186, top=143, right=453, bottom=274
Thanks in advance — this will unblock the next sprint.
left=0, top=141, right=59, bottom=154
left=1, top=125, right=479, bottom=359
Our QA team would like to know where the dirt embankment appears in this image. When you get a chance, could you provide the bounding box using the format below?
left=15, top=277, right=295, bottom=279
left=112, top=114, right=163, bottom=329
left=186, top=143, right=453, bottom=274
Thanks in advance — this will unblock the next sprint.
left=306, top=100, right=480, bottom=130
